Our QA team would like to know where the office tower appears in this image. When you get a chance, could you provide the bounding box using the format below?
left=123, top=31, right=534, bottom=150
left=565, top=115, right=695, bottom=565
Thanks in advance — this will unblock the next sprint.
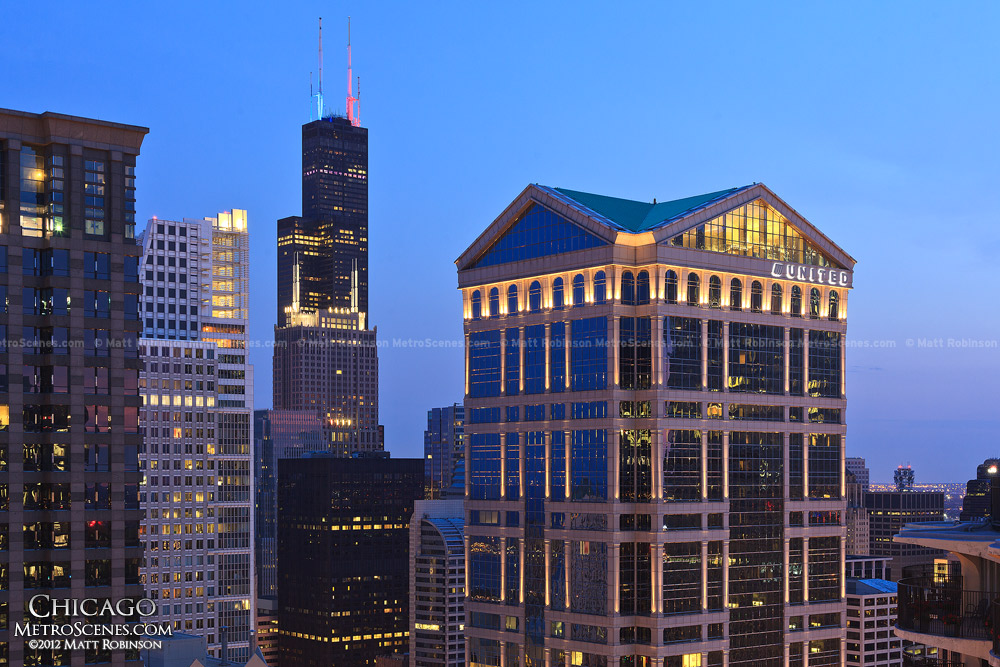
left=424, top=404, right=466, bottom=498
left=845, top=575, right=901, bottom=667
left=138, top=211, right=254, bottom=660
left=864, top=490, right=944, bottom=579
left=409, top=499, right=466, bottom=667
left=254, top=597, right=280, bottom=667
left=846, top=457, right=870, bottom=492
left=253, top=408, right=328, bottom=601
left=0, top=108, right=146, bottom=667
left=276, top=453, right=423, bottom=667
left=846, top=469, right=871, bottom=556
left=894, top=465, right=915, bottom=491
left=958, top=457, right=999, bottom=521
left=894, top=476, right=1000, bottom=667
left=272, top=44, right=380, bottom=454
left=458, top=183, right=854, bottom=667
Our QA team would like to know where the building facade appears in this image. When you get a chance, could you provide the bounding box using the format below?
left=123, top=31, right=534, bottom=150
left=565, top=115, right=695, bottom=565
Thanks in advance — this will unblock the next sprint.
left=846, top=457, right=870, bottom=492
left=424, top=404, right=466, bottom=499
left=847, top=468, right=871, bottom=557
left=846, top=574, right=902, bottom=667
left=864, top=491, right=945, bottom=580
left=138, top=211, right=254, bottom=660
left=0, top=108, right=147, bottom=666
left=409, top=499, right=466, bottom=667
left=276, top=453, right=423, bottom=667
left=457, top=183, right=854, bottom=667
left=958, top=458, right=999, bottom=521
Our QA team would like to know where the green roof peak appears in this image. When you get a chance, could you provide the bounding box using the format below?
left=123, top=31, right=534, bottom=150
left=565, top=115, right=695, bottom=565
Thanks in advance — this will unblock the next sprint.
left=552, top=185, right=751, bottom=232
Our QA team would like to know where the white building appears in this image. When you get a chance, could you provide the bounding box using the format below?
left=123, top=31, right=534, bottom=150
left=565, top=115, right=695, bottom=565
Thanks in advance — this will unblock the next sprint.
left=846, top=577, right=903, bottom=667
left=139, top=210, right=254, bottom=661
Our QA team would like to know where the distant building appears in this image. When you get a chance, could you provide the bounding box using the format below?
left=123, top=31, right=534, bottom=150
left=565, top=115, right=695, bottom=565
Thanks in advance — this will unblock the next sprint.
left=865, top=491, right=945, bottom=579
left=408, top=499, right=465, bottom=667
left=847, top=469, right=871, bottom=556
left=894, top=465, right=915, bottom=491
left=255, top=598, right=280, bottom=667
left=846, top=457, right=870, bottom=491
left=958, top=457, right=1000, bottom=521
left=277, top=453, right=423, bottom=667
left=845, top=555, right=891, bottom=581
left=142, top=633, right=268, bottom=667
left=423, top=404, right=465, bottom=498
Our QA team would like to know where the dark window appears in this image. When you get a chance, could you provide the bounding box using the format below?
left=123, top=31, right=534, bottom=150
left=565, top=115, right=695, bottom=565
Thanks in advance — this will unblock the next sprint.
left=665, top=270, right=678, bottom=304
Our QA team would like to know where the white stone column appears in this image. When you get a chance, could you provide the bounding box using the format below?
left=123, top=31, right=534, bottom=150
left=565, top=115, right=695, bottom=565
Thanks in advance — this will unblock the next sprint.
left=701, top=318, right=709, bottom=390
left=701, top=540, right=709, bottom=610
left=722, top=321, right=729, bottom=391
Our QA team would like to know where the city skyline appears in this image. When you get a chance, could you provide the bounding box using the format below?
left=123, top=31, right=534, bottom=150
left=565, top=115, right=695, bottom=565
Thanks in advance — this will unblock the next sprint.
left=3, top=2, right=999, bottom=480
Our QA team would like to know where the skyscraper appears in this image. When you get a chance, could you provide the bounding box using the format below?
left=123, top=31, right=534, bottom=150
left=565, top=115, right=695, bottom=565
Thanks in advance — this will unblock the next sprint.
left=277, top=453, right=423, bottom=667
left=864, top=490, right=944, bottom=579
left=0, top=108, right=147, bottom=666
left=408, top=499, right=466, bottom=667
left=846, top=457, right=870, bottom=491
left=424, top=403, right=466, bottom=498
left=457, top=183, right=854, bottom=667
left=272, top=29, right=380, bottom=454
left=138, top=211, right=255, bottom=660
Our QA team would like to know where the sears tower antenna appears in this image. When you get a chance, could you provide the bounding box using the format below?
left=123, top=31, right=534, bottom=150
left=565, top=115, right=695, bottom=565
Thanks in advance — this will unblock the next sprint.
left=346, top=17, right=360, bottom=127
left=313, top=17, right=325, bottom=120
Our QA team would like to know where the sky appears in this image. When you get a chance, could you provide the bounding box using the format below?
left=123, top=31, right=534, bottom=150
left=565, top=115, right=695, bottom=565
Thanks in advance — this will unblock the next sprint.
left=3, top=1, right=998, bottom=482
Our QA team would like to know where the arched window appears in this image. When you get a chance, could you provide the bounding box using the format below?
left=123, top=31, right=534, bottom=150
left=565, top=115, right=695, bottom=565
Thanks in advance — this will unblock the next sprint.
left=489, top=287, right=500, bottom=318
left=528, top=281, right=542, bottom=313
left=572, top=274, right=585, bottom=307
left=790, top=286, right=802, bottom=318
left=636, top=271, right=650, bottom=305
left=709, top=276, right=722, bottom=309
left=809, top=288, right=821, bottom=319
left=828, top=291, right=839, bottom=321
left=665, top=270, right=678, bottom=304
left=750, top=281, right=763, bottom=313
left=621, top=271, right=635, bottom=306
left=730, top=278, right=743, bottom=312
left=771, top=284, right=783, bottom=314
left=687, top=274, right=700, bottom=305
left=471, top=290, right=482, bottom=320
left=552, top=277, right=564, bottom=310
left=507, top=284, right=519, bottom=315
left=594, top=271, right=607, bottom=304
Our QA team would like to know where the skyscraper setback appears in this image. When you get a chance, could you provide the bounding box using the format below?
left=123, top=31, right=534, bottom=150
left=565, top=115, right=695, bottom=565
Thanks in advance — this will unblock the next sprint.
left=273, top=26, right=380, bottom=453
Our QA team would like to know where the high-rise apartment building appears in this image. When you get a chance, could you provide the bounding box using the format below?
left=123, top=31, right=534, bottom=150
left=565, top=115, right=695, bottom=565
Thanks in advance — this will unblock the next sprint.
left=845, top=573, right=902, bottom=667
left=276, top=453, right=423, bottom=667
left=424, top=404, right=466, bottom=498
left=408, top=499, right=466, bottom=667
left=138, top=211, right=254, bottom=660
left=272, top=111, right=379, bottom=454
left=0, top=108, right=147, bottom=667
left=458, top=183, right=854, bottom=667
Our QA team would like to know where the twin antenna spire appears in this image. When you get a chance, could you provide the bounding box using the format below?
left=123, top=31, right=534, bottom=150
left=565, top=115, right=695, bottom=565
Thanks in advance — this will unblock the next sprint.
left=311, top=17, right=361, bottom=126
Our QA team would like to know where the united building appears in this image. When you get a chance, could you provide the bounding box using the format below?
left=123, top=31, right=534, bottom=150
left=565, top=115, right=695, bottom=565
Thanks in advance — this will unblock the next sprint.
left=456, top=183, right=854, bottom=667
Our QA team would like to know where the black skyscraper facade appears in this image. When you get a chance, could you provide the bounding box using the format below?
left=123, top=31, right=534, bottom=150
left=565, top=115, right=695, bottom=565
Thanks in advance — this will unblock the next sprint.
left=277, top=117, right=368, bottom=326
left=276, top=453, right=422, bottom=667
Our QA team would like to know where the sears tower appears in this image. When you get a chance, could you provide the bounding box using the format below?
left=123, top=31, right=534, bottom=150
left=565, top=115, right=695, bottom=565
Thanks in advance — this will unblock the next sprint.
left=272, top=19, right=381, bottom=453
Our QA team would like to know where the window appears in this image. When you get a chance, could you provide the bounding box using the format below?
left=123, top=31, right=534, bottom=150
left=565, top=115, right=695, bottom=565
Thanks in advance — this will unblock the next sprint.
left=528, top=280, right=542, bottom=312
left=729, top=278, right=743, bottom=311
left=489, top=288, right=500, bottom=318
left=687, top=274, right=700, bottom=305
left=572, top=274, right=585, bottom=307
left=468, top=330, right=501, bottom=397
left=636, top=271, right=650, bottom=305
left=506, top=285, right=518, bottom=315
left=621, top=271, right=635, bottom=306
left=84, top=252, right=111, bottom=280
left=571, top=317, right=607, bottom=391
left=594, top=270, right=607, bottom=304
left=771, top=283, right=783, bottom=314
left=84, top=291, right=111, bottom=318
left=470, top=203, right=605, bottom=268
left=750, top=281, right=763, bottom=313
left=708, top=276, right=722, bottom=309
left=665, top=270, right=678, bottom=304
left=791, top=285, right=803, bottom=317
left=553, top=277, right=564, bottom=309
left=809, top=287, right=821, bottom=319
left=829, top=291, right=840, bottom=321
left=471, top=290, right=482, bottom=320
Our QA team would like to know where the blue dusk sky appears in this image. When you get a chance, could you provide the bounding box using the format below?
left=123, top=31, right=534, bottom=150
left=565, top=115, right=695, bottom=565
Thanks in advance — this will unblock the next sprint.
left=3, top=1, right=998, bottom=483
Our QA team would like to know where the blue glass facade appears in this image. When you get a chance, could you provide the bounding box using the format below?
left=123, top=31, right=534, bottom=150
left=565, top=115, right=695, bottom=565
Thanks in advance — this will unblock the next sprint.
left=472, top=203, right=607, bottom=269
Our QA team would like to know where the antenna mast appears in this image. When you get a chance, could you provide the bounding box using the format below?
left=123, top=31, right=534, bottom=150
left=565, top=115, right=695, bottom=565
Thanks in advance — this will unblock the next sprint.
left=346, top=17, right=360, bottom=127
left=315, top=18, right=325, bottom=120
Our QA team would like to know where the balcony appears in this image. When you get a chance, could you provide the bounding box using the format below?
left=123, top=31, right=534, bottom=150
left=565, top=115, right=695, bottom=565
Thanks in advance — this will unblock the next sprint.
left=897, top=576, right=995, bottom=642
